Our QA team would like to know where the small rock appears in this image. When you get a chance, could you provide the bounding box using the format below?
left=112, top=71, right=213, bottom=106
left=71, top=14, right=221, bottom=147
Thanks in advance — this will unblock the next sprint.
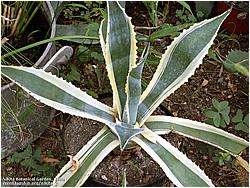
left=170, top=183, right=175, bottom=187
left=172, top=111, right=178, bottom=116
left=7, top=167, right=13, bottom=172
left=203, top=155, right=208, bottom=160
left=218, top=77, right=224, bottom=83
left=101, top=175, right=108, bottom=181
left=135, top=150, right=144, bottom=160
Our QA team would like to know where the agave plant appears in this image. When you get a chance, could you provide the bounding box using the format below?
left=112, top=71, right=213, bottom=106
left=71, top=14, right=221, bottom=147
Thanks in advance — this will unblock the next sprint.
left=2, top=2, right=248, bottom=187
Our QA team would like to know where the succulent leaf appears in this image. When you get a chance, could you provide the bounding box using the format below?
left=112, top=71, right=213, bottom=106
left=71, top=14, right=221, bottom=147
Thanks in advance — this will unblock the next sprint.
left=104, top=1, right=137, bottom=120
left=133, top=132, right=214, bottom=187
left=109, top=122, right=145, bottom=150
left=52, top=127, right=119, bottom=187
left=1, top=66, right=115, bottom=124
left=137, top=9, right=231, bottom=126
left=145, top=116, right=249, bottom=155
left=99, top=19, right=107, bottom=56
left=1, top=2, right=244, bottom=187
left=123, top=44, right=150, bottom=125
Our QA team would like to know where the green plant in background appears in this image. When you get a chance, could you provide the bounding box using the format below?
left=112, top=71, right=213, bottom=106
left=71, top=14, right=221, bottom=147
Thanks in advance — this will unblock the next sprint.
left=149, top=22, right=193, bottom=41
left=55, top=2, right=106, bottom=45
left=175, top=1, right=205, bottom=24
left=194, top=1, right=214, bottom=18
left=204, top=99, right=249, bottom=133
left=121, top=171, right=127, bottom=187
left=61, top=64, right=81, bottom=82
left=77, top=45, right=104, bottom=63
left=222, top=50, right=249, bottom=77
left=213, top=151, right=232, bottom=166
left=1, top=1, right=43, bottom=38
left=175, top=9, right=195, bottom=23
left=1, top=1, right=46, bottom=68
left=6, top=145, right=65, bottom=178
left=63, top=1, right=106, bottom=22
left=6, top=145, right=44, bottom=176
left=175, top=2, right=196, bottom=23
left=204, top=98, right=230, bottom=128
left=208, top=49, right=249, bottom=77
left=199, top=145, right=233, bottom=167
left=61, top=44, right=105, bottom=91
left=6, top=145, right=41, bottom=173
left=2, top=2, right=249, bottom=187
left=143, top=1, right=159, bottom=26
left=232, top=109, right=249, bottom=133
left=62, top=5, right=76, bottom=19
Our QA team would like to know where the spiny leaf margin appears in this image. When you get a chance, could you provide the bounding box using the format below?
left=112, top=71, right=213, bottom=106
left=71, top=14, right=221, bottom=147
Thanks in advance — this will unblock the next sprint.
left=52, top=127, right=119, bottom=186
left=1, top=65, right=115, bottom=124
left=146, top=116, right=249, bottom=155
left=132, top=131, right=214, bottom=187
left=137, top=9, right=231, bottom=126
left=104, top=1, right=138, bottom=120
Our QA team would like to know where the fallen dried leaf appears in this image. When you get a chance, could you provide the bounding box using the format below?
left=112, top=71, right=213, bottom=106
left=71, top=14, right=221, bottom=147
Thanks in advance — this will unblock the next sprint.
left=42, top=156, right=60, bottom=164
left=201, top=79, right=209, bottom=87
left=235, top=156, right=249, bottom=172
left=228, top=81, right=237, bottom=93
left=67, top=155, right=79, bottom=172
left=219, top=65, right=223, bottom=77
left=208, top=60, right=219, bottom=65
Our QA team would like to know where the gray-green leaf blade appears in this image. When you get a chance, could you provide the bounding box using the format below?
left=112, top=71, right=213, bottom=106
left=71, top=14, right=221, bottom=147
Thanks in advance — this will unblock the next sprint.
left=111, top=122, right=145, bottom=150
left=137, top=10, right=230, bottom=125
left=124, top=44, right=149, bottom=125
left=53, top=127, right=119, bottom=187
left=1, top=66, right=114, bottom=124
left=133, top=132, right=214, bottom=187
left=145, top=116, right=249, bottom=155
left=105, top=1, right=137, bottom=120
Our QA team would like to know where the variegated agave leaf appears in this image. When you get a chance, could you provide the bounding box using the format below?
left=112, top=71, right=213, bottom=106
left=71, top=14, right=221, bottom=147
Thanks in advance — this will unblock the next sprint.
left=137, top=9, right=231, bottom=126
left=109, top=121, right=145, bottom=150
left=145, top=116, right=249, bottom=155
left=1, top=66, right=115, bottom=125
left=132, top=130, right=214, bottom=187
left=99, top=1, right=148, bottom=149
left=2, top=64, right=120, bottom=186
left=102, top=1, right=137, bottom=121
left=53, top=127, right=119, bottom=187
left=123, top=43, right=150, bottom=125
